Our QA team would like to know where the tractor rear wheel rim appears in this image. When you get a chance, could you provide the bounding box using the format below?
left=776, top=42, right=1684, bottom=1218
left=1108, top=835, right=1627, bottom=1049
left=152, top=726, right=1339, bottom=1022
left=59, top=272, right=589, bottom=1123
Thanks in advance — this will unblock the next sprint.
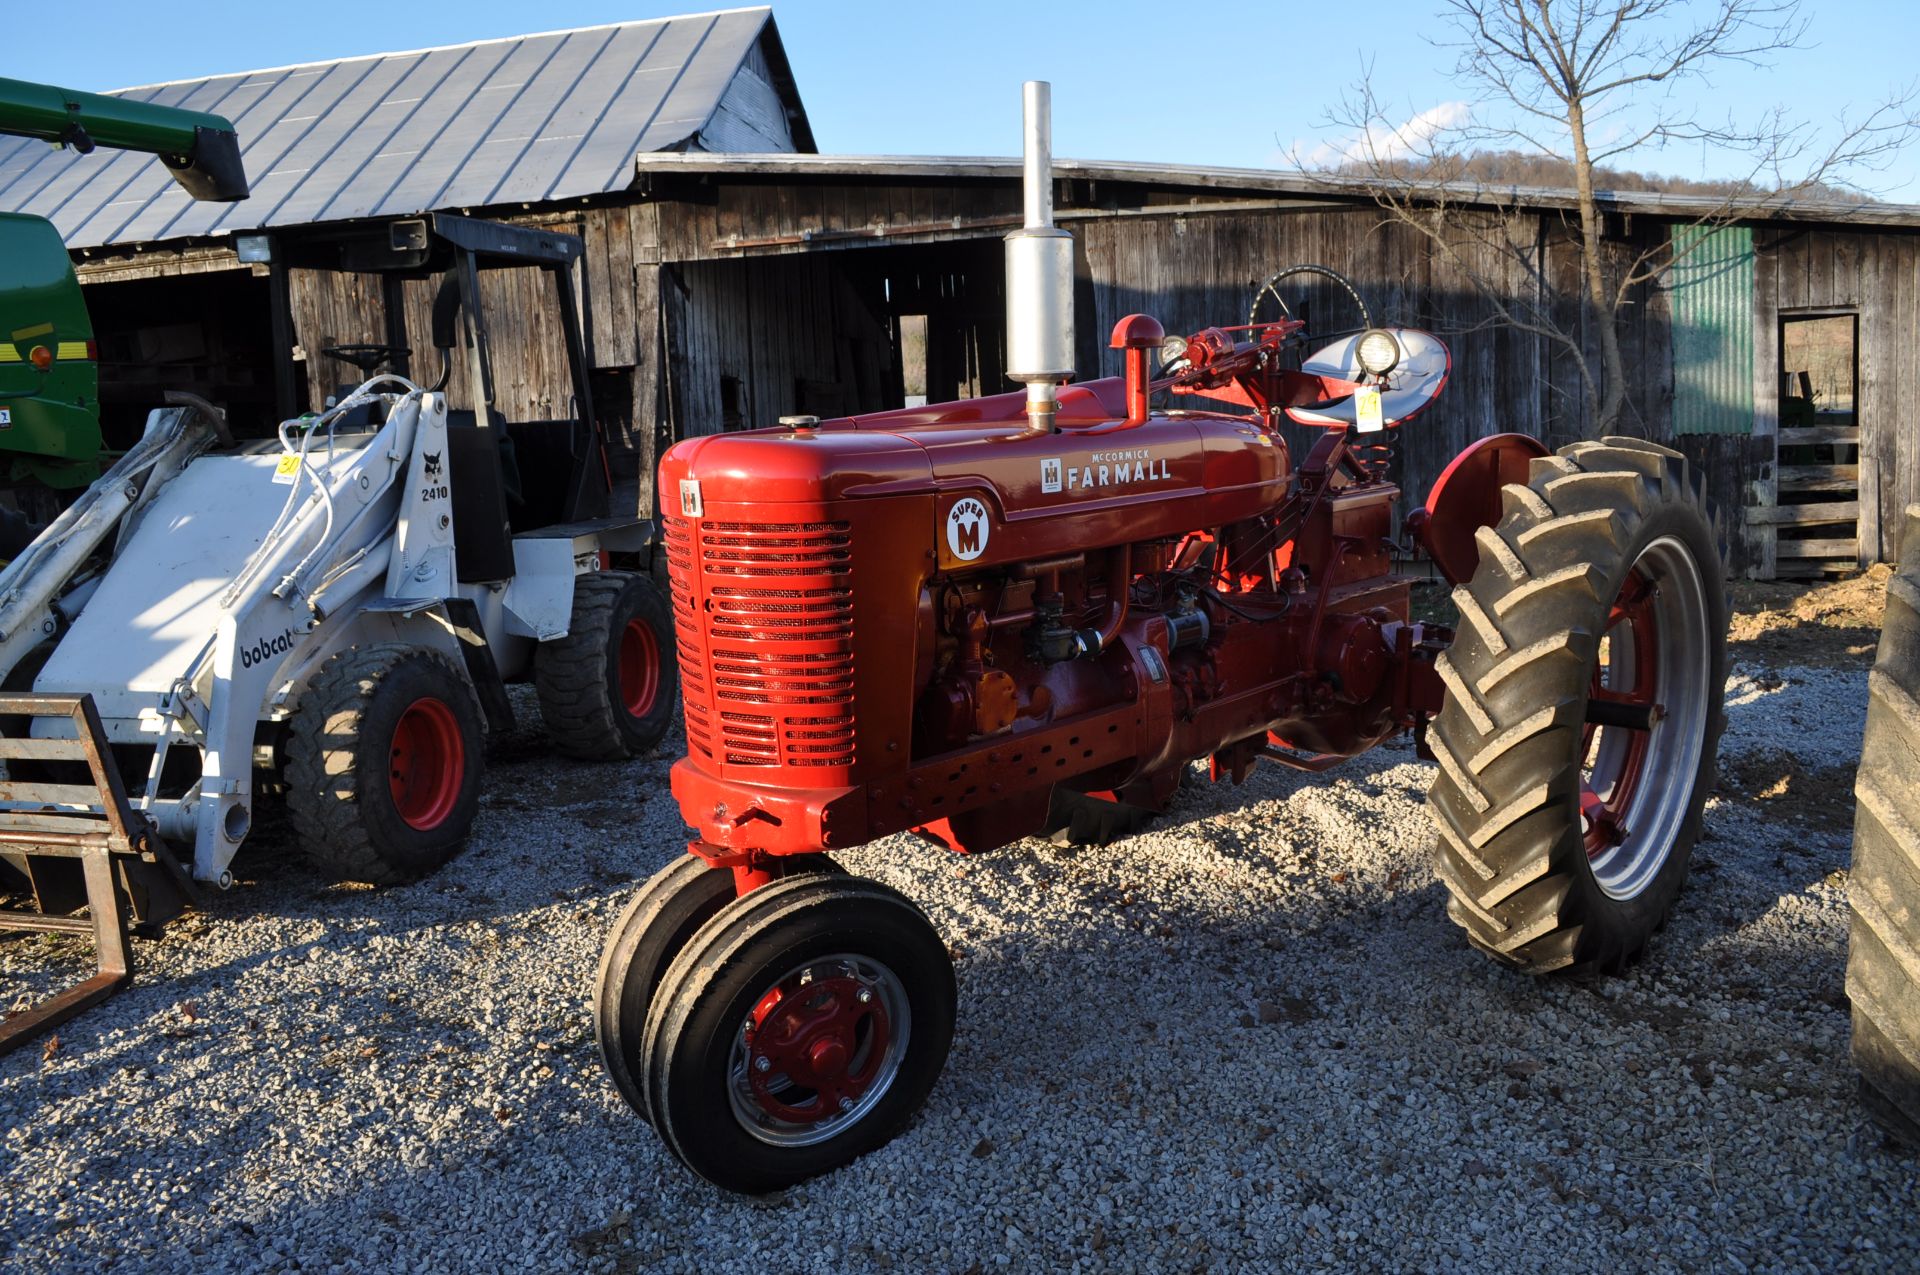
left=619, top=619, right=660, bottom=718
left=389, top=696, right=464, bottom=831
left=728, top=952, right=910, bottom=1148
left=1581, top=536, right=1711, bottom=900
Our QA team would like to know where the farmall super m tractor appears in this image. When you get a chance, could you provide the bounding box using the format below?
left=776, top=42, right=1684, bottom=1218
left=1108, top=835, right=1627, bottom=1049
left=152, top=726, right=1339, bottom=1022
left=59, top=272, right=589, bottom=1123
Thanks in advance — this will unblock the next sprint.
left=596, top=84, right=1728, bottom=1193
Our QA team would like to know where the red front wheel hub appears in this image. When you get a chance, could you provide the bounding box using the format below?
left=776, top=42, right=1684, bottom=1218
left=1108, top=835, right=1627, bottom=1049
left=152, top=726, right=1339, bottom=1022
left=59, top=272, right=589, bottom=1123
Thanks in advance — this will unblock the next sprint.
left=729, top=955, right=911, bottom=1146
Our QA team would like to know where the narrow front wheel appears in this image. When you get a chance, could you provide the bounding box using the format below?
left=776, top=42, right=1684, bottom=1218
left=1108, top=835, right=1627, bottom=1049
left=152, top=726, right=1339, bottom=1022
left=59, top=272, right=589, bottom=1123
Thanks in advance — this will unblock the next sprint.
left=641, top=874, right=956, bottom=1193
left=595, top=853, right=842, bottom=1126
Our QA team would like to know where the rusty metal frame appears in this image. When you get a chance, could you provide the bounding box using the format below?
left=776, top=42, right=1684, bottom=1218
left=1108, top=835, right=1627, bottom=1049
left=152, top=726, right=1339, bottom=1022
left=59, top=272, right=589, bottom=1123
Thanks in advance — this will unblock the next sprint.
left=0, top=693, right=164, bottom=1057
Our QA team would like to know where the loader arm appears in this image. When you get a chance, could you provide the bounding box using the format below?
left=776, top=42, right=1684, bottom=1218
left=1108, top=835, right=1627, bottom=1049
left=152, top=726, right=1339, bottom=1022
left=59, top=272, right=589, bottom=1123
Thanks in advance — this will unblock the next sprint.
left=0, top=76, right=247, bottom=201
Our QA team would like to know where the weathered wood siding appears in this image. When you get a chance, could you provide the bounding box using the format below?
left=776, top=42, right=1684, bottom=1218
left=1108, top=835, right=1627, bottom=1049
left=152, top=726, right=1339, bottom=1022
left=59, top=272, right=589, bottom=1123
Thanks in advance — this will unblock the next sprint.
left=271, top=175, right=1920, bottom=572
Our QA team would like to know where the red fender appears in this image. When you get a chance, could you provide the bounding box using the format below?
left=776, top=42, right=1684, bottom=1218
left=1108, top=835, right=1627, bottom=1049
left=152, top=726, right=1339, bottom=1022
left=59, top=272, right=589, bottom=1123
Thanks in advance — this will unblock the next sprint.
left=1409, top=433, right=1551, bottom=585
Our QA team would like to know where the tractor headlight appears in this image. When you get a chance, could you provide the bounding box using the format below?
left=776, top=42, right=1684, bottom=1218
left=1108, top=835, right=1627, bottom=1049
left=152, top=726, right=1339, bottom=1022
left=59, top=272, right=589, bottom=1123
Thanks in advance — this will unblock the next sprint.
left=1355, top=329, right=1400, bottom=377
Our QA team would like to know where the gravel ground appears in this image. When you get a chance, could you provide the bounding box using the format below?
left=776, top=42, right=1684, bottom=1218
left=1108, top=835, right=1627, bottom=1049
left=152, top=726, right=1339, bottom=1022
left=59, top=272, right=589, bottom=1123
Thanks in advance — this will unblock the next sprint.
left=2, top=653, right=1914, bottom=1273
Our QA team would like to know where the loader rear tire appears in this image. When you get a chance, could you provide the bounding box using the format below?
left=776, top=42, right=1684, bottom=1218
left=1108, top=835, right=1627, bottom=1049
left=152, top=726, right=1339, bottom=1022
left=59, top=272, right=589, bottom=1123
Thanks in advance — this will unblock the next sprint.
left=1848, top=503, right=1920, bottom=1145
left=286, top=644, right=483, bottom=885
left=1426, top=438, right=1726, bottom=976
left=535, top=571, right=677, bottom=760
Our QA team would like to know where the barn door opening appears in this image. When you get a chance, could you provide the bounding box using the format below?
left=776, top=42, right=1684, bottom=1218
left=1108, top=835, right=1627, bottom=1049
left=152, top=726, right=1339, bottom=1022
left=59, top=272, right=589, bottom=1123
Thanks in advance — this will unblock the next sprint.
left=1775, top=312, right=1860, bottom=577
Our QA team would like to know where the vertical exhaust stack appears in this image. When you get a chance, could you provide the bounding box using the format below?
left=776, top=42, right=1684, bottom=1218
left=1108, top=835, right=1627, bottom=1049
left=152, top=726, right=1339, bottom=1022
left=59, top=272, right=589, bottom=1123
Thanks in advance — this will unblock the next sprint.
left=1005, top=81, right=1075, bottom=432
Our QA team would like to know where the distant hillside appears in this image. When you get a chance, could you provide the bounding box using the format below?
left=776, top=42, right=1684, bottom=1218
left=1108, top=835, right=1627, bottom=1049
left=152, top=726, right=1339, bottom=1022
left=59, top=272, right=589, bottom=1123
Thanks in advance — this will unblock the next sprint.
left=1334, top=150, right=1870, bottom=203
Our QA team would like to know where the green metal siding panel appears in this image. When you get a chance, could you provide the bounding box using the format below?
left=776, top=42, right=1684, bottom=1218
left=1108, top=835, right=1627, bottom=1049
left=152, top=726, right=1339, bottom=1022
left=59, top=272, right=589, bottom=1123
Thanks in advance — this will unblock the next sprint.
left=1669, top=225, right=1756, bottom=435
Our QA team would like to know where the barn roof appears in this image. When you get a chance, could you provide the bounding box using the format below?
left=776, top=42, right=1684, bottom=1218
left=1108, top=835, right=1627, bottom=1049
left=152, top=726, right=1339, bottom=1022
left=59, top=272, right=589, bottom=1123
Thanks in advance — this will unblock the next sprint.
left=630, top=152, right=1920, bottom=231
left=0, top=7, right=812, bottom=251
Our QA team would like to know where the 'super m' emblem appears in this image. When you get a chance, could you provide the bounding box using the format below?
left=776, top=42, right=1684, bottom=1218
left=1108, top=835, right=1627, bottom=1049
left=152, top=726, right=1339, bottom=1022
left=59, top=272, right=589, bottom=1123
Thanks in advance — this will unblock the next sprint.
left=945, top=497, right=990, bottom=562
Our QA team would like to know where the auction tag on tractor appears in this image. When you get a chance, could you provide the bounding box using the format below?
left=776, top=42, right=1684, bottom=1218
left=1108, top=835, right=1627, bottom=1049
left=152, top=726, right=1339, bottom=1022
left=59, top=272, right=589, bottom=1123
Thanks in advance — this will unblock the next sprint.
left=271, top=453, right=302, bottom=485
left=1355, top=386, right=1385, bottom=434
left=0, top=408, right=11, bottom=429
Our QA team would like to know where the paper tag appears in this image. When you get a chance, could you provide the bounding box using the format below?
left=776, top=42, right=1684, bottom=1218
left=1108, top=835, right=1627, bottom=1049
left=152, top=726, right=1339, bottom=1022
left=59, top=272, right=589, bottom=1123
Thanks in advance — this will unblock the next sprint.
left=271, top=453, right=302, bottom=485
left=1355, top=386, right=1385, bottom=434
left=0, top=408, right=11, bottom=428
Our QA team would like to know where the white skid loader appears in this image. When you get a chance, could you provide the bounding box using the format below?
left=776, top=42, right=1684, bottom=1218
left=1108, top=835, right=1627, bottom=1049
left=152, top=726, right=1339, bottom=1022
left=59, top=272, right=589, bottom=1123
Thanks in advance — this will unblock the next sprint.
left=0, top=215, right=674, bottom=1052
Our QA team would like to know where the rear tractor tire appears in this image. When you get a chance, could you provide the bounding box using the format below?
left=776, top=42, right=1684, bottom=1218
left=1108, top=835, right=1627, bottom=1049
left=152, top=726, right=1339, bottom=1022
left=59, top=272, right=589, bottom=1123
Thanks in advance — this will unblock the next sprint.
left=1427, top=437, right=1727, bottom=975
left=1848, top=502, right=1920, bottom=1145
left=640, top=873, right=956, bottom=1193
left=285, top=643, right=484, bottom=885
left=535, top=571, right=677, bottom=760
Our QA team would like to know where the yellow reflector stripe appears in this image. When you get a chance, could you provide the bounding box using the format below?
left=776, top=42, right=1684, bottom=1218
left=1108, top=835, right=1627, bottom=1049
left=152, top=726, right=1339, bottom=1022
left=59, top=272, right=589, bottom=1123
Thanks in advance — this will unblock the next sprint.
left=55, top=342, right=90, bottom=360
left=0, top=345, right=17, bottom=363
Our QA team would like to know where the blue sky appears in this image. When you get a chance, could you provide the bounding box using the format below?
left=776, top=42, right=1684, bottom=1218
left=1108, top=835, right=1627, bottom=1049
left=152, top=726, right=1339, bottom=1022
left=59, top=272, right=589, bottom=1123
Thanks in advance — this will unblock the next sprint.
left=20, top=0, right=1920, bottom=198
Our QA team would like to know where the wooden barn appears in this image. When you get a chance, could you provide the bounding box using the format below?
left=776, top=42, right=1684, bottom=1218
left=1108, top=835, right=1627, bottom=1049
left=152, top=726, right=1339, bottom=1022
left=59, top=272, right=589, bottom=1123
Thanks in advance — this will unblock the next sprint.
left=5, top=8, right=1916, bottom=579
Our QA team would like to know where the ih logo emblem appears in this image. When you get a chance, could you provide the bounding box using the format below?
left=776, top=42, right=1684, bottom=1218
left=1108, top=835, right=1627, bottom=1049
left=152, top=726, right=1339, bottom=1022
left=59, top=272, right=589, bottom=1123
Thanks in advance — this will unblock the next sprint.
left=679, top=478, right=704, bottom=518
left=945, top=497, right=990, bottom=562
left=1040, top=457, right=1063, bottom=493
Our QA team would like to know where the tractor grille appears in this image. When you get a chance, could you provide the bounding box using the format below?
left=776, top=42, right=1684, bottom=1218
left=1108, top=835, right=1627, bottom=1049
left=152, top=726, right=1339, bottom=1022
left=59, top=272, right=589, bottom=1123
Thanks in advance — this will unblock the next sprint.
left=665, top=516, right=856, bottom=769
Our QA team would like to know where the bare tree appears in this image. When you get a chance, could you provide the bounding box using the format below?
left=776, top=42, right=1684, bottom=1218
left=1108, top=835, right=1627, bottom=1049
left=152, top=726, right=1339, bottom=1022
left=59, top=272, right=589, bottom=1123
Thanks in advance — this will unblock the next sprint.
left=1320, top=0, right=1917, bottom=436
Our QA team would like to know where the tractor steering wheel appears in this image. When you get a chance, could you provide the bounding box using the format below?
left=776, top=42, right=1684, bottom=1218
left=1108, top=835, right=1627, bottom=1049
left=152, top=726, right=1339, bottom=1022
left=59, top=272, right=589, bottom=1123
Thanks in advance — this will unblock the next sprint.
left=1247, top=265, right=1372, bottom=346
left=323, top=343, right=411, bottom=375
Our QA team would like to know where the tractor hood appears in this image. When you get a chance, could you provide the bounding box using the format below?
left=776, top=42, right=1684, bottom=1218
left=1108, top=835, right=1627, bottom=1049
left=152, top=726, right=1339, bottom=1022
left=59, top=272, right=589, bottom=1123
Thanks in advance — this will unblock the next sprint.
left=661, top=377, right=1294, bottom=569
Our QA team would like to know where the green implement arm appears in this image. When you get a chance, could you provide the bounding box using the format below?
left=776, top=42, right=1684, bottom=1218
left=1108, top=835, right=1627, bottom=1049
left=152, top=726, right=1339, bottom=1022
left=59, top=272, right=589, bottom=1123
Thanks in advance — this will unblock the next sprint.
left=0, top=76, right=247, bottom=201
left=0, top=77, right=248, bottom=495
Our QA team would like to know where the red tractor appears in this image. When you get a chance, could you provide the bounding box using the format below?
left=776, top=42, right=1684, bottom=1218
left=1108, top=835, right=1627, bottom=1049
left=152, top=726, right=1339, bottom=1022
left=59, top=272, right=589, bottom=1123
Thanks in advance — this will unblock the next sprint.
left=595, top=84, right=1727, bottom=1193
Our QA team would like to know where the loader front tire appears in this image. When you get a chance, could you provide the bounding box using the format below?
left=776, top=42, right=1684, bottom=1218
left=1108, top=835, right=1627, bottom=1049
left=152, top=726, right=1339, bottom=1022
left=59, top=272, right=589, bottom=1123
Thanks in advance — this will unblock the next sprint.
left=535, top=571, right=676, bottom=760
left=286, top=644, right=483, bottom=885
left=1848, top=503, right=1920, bottom=1145
left=1426, top=438, right=1726, bottom=976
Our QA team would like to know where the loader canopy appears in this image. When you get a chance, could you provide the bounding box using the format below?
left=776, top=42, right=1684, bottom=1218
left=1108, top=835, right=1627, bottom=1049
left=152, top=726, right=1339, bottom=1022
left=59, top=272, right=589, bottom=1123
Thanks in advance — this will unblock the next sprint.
left=265, top=213, right=611, bottom=576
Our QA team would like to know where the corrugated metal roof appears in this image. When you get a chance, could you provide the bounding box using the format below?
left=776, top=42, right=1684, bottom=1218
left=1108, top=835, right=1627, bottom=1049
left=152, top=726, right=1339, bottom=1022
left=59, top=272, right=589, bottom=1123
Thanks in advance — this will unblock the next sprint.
left=628, top=153, right=1920, bottom=230
left=0, top=7, right=810, bottom=250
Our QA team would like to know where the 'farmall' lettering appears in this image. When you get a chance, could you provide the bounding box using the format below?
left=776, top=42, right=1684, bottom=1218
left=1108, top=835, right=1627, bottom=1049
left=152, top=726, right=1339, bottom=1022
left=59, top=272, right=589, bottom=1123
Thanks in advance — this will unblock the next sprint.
left=1059, top=448, right=1171, bottom=491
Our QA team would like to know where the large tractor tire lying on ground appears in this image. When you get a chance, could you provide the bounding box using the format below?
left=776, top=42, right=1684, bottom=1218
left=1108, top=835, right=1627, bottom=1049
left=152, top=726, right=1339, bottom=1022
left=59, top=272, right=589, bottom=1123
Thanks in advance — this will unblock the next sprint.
left=1848, top=503, right=1920, bottom=1145
left=1427, top=437, right=1727, bottom=976
left=286, top=643, right=483, bottom=885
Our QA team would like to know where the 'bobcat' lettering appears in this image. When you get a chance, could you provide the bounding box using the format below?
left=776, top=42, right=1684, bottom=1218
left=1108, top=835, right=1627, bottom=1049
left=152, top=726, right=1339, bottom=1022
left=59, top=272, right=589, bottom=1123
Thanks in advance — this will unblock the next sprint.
left=239, top=628, right=298, bottom=671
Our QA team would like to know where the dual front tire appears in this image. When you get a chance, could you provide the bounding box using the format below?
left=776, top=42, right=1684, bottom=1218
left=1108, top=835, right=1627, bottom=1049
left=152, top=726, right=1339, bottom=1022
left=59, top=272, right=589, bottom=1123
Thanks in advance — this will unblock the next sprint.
left=597, top=861, right=955, bottom=1194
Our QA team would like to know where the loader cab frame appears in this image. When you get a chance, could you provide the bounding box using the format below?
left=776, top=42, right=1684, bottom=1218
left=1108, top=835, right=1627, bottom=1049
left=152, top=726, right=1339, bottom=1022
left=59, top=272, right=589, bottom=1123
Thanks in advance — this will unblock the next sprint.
left=260, top=212, right=610, bottom=533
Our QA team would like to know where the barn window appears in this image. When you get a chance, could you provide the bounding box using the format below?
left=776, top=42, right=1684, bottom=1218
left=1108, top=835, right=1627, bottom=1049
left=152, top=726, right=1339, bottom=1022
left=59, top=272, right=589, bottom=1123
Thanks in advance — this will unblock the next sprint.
left=720, top=374, right=744, bottom=431
left=898, top=313, right=929, bottom=407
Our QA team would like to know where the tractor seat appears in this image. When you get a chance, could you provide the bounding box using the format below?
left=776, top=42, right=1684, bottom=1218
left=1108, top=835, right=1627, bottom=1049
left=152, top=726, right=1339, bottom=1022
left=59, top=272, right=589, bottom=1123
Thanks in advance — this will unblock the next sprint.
left=1284, top=328, right=1450, bottom=429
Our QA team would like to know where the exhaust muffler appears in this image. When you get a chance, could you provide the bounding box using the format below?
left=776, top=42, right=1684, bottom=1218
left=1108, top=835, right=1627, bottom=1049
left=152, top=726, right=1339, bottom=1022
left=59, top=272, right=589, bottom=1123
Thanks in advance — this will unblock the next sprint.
left=1005, top=81, right=1075, bottom=432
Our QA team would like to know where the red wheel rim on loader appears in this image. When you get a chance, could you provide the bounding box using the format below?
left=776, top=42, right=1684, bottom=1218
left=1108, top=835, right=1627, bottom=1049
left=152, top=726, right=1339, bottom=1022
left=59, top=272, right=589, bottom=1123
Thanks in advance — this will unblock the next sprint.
left=389, top=696, right=465, bottom=831
left=619, top=619, right=661, bottom=718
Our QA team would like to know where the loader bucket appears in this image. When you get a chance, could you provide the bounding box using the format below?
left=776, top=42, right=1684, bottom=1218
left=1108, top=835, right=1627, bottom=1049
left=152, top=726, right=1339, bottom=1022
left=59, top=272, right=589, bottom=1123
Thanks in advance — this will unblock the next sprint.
left=0, top=693, right=191, bottom=1056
